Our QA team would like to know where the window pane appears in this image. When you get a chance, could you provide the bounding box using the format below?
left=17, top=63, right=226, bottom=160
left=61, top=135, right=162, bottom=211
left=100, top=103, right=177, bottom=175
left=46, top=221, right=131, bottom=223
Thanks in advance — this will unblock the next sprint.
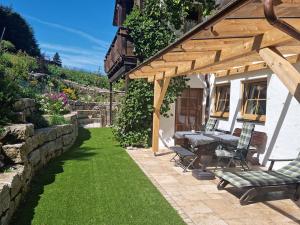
left=245, top=99, right=257, bottom=114
left=219, top=88, right=227, bottom=100
left=215, top=85, right=230, bottom=113
left=243, top=80, right=267, bottom=117
left=247, top=85, right=259, bottom=99
left=257, top=100, right=266, bottom=115
left=217, top=100, right=225, bottom=112
left=258, top=83, right=267, bottom=99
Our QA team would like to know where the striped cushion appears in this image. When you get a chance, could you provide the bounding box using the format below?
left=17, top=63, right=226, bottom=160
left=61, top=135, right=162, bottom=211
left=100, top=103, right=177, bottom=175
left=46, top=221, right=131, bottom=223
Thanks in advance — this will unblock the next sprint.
left=215, top=149, right=234, bottom=158
left=215, top=170, right=300, bottom=188
left=205, top=118, right=217, bottom=132
left=236, top=123, right=255, bottom=150
left=277, top=157, right=300, bottom=178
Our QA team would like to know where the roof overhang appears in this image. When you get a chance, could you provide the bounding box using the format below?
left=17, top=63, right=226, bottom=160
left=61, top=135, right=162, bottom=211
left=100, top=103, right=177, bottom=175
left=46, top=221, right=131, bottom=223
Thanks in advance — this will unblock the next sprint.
left=126, top=0, right=300, bottom=81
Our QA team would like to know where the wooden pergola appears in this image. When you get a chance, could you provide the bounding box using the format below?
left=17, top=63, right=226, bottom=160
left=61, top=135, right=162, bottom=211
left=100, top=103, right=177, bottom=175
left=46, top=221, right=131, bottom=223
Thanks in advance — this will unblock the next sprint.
left=125, top=0, right=300, bottom=153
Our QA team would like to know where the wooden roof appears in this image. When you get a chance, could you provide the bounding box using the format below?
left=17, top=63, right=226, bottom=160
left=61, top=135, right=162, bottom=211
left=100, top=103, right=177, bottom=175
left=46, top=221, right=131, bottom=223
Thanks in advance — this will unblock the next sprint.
left=127, top=0, right=300, bottom=80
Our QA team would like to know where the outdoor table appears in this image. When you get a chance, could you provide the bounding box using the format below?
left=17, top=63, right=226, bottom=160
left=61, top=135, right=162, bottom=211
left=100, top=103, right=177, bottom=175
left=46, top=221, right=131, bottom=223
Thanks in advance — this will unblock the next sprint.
left=174, top=131, right=240, bottom=172
left=185, top=131, right=220, bottom=148
left=178, top=131, right=239, bottom=148
left=174, top=131, right=202, bottom=139
left=204, top=132, right=240, bottom=146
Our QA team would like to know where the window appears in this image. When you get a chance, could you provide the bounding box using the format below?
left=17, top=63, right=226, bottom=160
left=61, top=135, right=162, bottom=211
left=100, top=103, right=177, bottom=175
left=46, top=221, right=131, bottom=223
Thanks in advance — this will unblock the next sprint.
left=241, top=79, right=267, bottom=122
left=213, top=84, right=230, bottom=118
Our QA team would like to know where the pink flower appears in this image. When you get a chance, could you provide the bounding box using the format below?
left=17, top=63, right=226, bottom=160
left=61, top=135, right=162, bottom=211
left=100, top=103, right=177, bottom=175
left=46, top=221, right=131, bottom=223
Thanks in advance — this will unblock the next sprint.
left=47, top=92, right=68, bottom=106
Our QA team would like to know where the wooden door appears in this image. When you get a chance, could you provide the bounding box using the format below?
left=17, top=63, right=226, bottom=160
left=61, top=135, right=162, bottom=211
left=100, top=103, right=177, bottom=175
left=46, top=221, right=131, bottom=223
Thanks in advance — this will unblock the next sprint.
left=175, top=88, right=203, bottom=132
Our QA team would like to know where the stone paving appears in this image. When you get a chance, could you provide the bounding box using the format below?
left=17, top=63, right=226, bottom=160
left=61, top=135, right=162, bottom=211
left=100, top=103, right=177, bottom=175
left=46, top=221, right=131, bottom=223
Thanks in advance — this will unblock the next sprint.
left=127, top=148, right=300, bottom=225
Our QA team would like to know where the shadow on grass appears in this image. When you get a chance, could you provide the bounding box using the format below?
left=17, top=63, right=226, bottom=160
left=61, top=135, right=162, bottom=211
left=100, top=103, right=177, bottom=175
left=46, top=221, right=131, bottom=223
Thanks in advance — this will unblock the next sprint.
left=10, top=128, right=95, bottom=225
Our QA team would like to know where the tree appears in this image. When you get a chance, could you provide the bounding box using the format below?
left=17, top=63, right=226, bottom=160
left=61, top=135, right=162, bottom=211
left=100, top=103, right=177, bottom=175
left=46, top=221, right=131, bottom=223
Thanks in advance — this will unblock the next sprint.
left=0, top=6, right=41, bottom=57
left=52, top=52, right=62, bottom=67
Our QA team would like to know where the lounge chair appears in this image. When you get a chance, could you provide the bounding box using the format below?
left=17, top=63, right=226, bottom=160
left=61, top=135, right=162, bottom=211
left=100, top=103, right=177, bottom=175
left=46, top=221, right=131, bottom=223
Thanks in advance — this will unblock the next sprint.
left=215, top=123, right=255, bottom=170
left=215, top=156, right=300, bottom=205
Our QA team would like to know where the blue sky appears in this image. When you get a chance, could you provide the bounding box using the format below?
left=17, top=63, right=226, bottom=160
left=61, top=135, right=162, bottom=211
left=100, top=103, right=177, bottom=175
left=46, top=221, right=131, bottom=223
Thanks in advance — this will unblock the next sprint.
left=0, top=0, right=117, bottom=73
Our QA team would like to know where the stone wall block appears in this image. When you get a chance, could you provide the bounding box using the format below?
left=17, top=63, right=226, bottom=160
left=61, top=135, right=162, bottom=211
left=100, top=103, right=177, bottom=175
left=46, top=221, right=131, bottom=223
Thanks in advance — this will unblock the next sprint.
left=24, top=136, right=39, bottom=156
left=23, top=165, right=32, bottom=183
left=1, top=211, right=10, bottom=225
left=28, top=149, right=41, bottom=169
left=39, top=141, right=55, bottom=165
left=39, top=127, right=57, bottom=142
left=62, top=134, right=74, bottom=146
left=56, top=125, right=64, bottom=137
left=33, top=130, right=47, bottom=146
left=2, top=143, right=28, bottom=164
left=10, top=173, right=22, bottom=199
left=5, top=124, right=34, bottom=143
left=0, top=183, right=10, bottom=215
left=13, top=98, right=35, bottom=112
left=55, top=137, right=63, bottom=151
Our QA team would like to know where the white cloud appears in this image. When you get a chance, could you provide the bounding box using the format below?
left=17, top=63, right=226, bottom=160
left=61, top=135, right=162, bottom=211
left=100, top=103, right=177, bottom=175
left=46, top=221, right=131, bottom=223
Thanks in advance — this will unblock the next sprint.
left=42, top=43, right=105, bottom=72
left=25, top=15, right=109, bottom=49
left=40, top=43, right=105, bottom=57
left=24, top=15, right=109, bottom=72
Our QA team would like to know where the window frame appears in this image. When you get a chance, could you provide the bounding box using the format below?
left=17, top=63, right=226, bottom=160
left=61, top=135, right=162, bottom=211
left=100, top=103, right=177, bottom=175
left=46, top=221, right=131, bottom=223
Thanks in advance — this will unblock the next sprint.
left=241, top=78, right=267, bottom=122
left=212, top=83, right=231, bottom=119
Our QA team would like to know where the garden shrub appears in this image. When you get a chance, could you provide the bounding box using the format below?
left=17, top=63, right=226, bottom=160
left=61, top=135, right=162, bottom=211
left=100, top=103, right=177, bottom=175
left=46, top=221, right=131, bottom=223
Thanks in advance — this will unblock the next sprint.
left=48, top=65, right=109, bottom=89
left=4, top=52, right=38, bottom=81
left=113, top=77, right=188, bottom=147
left=47, top=114, right=68, bottom=126
left=0, top=55, right=20, bottom=126
left=37, top=93, right=69, bottom=115
left=63, top=87, right=77, bottom=100
left=0, top=40, right=16, bottom=53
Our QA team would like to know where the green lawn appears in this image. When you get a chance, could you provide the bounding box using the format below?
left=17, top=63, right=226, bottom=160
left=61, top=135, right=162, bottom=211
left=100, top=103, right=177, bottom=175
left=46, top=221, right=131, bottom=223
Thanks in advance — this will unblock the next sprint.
left=12, top=128, right=185, bottom=225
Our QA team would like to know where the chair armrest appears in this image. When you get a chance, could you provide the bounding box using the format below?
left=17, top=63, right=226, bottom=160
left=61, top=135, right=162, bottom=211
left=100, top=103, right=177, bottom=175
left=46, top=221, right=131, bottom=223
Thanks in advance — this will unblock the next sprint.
left=268, top=158, right=295, bottom=171
left=215, top=129, right=231, bottom=134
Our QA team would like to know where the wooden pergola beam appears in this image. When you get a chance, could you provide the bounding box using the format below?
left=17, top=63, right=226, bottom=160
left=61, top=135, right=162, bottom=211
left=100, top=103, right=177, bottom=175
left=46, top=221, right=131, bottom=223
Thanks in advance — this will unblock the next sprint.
left=130, top=18, right=300, bottom=80
left=214, top=54, right=300, bottom=77
left=259, top=47, right=300, bottom=102
left=152, top=77, right=171, bottom=153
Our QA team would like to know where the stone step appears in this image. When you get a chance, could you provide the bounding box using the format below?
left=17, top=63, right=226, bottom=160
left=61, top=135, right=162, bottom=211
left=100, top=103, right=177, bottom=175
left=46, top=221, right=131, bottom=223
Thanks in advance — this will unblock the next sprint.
left=80, top=123, right=103, bottom=128
left=76, top=110, right=104, bottom=119
left=78, top=118, right=103, bottom=125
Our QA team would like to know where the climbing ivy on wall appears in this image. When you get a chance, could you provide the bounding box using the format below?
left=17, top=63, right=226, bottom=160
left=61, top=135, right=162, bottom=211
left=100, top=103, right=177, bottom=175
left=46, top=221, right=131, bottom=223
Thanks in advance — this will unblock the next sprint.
left=113, top=0, right=216, bottom=147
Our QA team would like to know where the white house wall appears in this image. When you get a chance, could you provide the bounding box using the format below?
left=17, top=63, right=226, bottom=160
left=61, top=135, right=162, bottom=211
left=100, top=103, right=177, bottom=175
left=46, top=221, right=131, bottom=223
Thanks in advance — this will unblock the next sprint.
left=213, top=63, right=300, bottom=168
left=159, top=63, right=300, bottom=169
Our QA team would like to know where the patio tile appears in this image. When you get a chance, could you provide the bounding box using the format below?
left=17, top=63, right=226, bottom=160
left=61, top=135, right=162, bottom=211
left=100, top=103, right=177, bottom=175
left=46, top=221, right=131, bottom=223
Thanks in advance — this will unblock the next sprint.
left=127, top=148, right=300, bottom=225
left=192, top=213, right=228, bottom=225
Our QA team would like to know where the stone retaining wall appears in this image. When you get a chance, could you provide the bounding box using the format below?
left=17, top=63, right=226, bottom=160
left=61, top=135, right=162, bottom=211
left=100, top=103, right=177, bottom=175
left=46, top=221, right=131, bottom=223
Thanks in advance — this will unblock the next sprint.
left=12, top=98, right=36, bottom=123
left=69, top=100, right=120, bottom=127
left=68, top=100, right=118, bottom=111
left=0, top=113, right=78, bottom=225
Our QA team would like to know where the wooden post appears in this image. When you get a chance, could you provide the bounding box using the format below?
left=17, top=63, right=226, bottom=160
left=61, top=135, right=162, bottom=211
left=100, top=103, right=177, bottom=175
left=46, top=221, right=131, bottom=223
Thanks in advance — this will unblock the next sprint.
left=152, top=77, right=171, bottom=154
left=259, top=47, right=300, bottom=102
left=109, top=82, right=113, bottom=125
